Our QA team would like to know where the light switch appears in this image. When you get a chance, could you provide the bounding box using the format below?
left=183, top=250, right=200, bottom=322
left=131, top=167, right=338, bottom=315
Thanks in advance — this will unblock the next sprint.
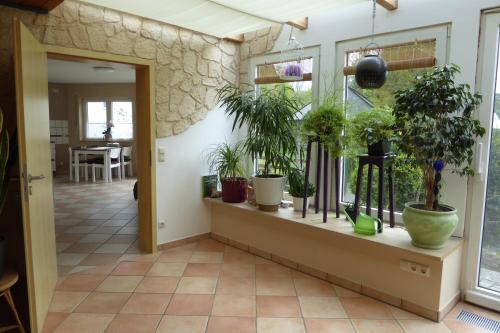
left=158, top=147, right=166, bottom=162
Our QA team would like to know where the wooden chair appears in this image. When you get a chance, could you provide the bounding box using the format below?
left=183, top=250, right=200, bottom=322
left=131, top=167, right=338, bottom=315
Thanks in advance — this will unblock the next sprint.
left=0, top=271, right=25, bottom=333
left=91, top=147, right=122, bottom=182
left=121, top=146, right=133, bottom=178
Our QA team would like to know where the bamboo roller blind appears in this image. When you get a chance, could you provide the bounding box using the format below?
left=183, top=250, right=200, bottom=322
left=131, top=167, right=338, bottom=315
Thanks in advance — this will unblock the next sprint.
left=255, top=58, right=313, bottom=84
left=343, top=39, right=436, bottom=76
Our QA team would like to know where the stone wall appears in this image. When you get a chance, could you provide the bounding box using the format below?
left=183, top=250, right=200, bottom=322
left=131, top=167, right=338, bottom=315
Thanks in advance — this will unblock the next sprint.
left=0, top=0, right=241, bottom=137
left=239, top=25, right=283, bottom=89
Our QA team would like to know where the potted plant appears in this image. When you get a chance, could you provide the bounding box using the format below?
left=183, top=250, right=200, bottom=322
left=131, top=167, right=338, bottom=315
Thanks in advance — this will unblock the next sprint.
left=217, top=84, right=300, bottom=211
left=288, top=168, right=315, bottom=212
left=343, top=202, right=355, bottom=221
left=393, top=64, right=485, bottom=249
left=206, top=142, right=248, bottom=203
left=301, top=101, right=345, bottom=159
left=348, top=106, right=395, bottom=156
left=0, top=107, right=16, bottom=277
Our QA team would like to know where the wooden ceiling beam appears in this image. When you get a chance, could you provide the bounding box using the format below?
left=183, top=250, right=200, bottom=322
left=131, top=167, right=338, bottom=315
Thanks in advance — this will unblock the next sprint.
left=376, top=0, right=398, bottom=11
left=223, top=34, right=244, bottom=43
left=287, top=17, right=308, bottom=30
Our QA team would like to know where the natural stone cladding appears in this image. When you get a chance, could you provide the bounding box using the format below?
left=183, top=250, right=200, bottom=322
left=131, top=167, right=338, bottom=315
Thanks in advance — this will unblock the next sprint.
left=0, top=1, right=282, bottom=137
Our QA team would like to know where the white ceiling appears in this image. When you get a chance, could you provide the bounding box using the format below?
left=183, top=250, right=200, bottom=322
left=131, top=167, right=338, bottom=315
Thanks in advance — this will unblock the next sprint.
left=80, top=0, right=364, bottom=38
left=48, top=59, right=135, bottom=84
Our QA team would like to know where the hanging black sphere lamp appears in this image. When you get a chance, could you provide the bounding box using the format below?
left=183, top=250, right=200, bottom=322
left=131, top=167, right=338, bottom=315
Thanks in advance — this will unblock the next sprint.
left=355, top=0, right=387, bottom=89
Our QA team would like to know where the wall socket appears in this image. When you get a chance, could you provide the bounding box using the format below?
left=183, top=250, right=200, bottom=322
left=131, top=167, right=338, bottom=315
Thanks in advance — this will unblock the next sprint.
left=158, top=220, right=165, bottom=228
left=400, top=260, right=430, bottom=277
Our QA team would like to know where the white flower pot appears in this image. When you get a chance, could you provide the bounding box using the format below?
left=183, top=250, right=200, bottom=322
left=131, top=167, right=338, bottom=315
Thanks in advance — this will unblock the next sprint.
left=292, top=196, right=311, bottom=212
left=253, top=175, right=285, bottom=211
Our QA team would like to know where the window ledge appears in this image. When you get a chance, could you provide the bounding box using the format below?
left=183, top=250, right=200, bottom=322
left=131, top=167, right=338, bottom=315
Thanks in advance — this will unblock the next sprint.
left=205, top=197, right=463, bottom=262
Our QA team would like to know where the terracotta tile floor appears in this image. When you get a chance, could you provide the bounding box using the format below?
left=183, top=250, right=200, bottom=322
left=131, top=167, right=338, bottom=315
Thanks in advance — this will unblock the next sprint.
left=45, top=180, right=500, bottom=332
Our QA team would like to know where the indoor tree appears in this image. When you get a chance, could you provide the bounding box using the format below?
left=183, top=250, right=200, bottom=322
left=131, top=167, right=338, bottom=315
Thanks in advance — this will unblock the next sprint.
left=393, top=64, right=485, bottom=211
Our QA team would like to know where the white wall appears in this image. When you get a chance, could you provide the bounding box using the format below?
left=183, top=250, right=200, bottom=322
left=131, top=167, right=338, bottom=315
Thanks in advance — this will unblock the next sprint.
left=155, top=106, right=238, bottom=244
left=264, top=0, right=500, bottom=237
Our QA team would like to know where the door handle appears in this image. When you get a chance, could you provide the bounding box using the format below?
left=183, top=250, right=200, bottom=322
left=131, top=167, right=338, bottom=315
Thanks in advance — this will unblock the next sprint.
left=28, top=174, right=45, bottom=182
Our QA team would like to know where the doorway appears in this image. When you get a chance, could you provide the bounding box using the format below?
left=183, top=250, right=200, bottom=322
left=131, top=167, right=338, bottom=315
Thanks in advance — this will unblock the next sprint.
left=464, top=10, right=500, bottom=312
left=47, top=57, right=141, bottom=278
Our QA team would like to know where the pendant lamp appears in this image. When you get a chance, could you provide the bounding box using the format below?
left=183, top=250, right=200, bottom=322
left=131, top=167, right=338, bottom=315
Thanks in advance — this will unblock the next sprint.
left=355, top=0, right=387, bottom=89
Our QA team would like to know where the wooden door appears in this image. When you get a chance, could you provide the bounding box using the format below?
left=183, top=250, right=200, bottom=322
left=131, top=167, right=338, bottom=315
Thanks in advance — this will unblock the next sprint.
left=13, top=19, right=57, bottom=332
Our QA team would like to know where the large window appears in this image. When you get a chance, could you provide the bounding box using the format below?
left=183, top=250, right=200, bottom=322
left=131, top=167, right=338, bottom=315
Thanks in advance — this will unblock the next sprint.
left=335, top=26, right=449, bottom=218
left=84, top=99, right=134, bottom=140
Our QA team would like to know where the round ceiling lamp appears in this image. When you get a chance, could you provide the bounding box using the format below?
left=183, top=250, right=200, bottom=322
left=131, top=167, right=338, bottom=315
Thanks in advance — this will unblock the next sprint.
left=355, top=0, right=387, bottom=89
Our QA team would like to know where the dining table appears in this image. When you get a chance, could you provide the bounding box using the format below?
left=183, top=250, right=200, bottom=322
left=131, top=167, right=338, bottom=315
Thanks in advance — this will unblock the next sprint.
left=71, top=146, right=113, bottom=183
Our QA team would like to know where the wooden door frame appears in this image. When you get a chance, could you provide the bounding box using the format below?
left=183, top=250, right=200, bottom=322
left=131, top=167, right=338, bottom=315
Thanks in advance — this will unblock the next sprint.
left=44, top=45, right=157, bottom=253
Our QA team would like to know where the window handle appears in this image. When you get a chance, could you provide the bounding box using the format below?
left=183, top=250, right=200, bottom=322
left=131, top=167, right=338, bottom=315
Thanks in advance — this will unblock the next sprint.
left=476, top=142, right=484, bottom=181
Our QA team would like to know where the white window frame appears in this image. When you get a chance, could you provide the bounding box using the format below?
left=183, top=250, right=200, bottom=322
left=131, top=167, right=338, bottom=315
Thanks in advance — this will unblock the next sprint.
left=246, top=46, right=321, bottom=176
left=463, top=11, right=500, bottom=312
left=82, top=98, right=134, bottom=141
left=334, top=24, right=450, bottom=226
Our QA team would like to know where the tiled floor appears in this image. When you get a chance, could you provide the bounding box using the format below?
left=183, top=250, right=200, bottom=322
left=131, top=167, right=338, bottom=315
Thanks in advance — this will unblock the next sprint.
left=44, top=237, right=500, bottom=332
left=53, top=177, right=139, bottom=279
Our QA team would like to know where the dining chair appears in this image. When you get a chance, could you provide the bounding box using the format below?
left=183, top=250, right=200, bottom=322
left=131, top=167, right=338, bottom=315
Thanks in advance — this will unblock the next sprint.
left=68, top=147, right=91, bottom=181
left=121, top=146, right=133, bottom=178
left=91, top=147, right=122, bottom=182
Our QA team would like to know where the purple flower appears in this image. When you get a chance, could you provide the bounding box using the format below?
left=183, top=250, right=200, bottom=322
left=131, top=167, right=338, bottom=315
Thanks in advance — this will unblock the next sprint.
left=433, top=160, right=444, bottom=172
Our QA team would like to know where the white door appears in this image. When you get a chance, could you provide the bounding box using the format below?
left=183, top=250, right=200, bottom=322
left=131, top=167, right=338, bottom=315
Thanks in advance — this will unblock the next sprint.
left=464, top=11, right=500, bottom=312
left=13, top=19, right=58, bottom=331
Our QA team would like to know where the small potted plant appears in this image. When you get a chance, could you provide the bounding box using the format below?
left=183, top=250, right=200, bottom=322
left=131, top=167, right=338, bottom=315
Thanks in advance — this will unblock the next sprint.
left=288, top=168, right=315, bottom=212
left=393, top=64, right=485, bottom=249
left=348, top=106, right=395, bottom=156
left=206, top=142, right=248, bottom=203
left=217, top=84, right=300, bottom=211
left=343, top=202, right=355, bottom=221
left=301, top=101, right=345, bottom=159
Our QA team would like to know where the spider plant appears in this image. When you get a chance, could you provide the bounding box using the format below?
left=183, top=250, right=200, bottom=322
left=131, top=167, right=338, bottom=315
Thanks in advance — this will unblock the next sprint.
left=206, top=141, right=246, bottom=181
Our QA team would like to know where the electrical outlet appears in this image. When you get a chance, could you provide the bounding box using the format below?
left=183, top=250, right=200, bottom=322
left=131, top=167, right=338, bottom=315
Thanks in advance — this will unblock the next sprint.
left=400, top=260, right=430, bottom=277
left=158, top=220, right=165, bottom=228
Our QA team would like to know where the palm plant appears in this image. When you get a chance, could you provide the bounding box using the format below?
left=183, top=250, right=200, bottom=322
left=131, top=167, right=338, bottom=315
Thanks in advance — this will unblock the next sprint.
left=206, top=142, right=246, bottom=181
left=217, top=84, right=301, bottom=175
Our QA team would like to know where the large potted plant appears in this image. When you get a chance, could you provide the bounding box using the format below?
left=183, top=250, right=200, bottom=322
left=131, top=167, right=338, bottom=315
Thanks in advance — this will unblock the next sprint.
left=0, top=107, right=16, bottom=277
left=288, top=168, right=315, bottom=212
left=206, top=142, right=248, bottom=203
left=393, top=64, right=485, bottom=249
left=348, top=106, right=395, bottom=156
left=217, top=85, right=300, bottom=211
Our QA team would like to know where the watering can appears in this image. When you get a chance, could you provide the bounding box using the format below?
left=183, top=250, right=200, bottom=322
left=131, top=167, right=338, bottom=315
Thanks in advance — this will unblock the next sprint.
left=345, top=211, right=382, bottom=235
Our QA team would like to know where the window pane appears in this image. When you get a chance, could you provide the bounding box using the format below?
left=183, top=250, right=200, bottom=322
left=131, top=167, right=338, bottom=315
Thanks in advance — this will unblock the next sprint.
left=112, top=101, right=133, bottom=124
left=111, top=101, right=133, bottom=139
left=86, top=123, right=107, bottom=139
left=113, top=124, right=133, bottom=140
left=342, top=69, right=427, bottom=212
left=87, top=101, right=107, bottom=123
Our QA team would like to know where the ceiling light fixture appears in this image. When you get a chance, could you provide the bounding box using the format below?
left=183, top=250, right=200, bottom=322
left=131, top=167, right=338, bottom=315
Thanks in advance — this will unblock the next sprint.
left=93, top=66, right=115, bottom=73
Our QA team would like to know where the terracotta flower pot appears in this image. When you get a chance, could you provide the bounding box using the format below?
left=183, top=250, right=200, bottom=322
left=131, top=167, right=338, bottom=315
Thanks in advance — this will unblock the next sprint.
left=221, top=178, right=248, bottom=203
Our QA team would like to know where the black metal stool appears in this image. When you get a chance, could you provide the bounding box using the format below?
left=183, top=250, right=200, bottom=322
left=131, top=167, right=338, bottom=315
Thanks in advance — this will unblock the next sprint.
left=353, top=154, right=395, bottom=229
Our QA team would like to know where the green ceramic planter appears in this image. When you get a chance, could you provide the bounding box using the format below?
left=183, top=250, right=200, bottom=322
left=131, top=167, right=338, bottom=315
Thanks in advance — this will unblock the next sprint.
left=402, top=202, right=459, bottom=249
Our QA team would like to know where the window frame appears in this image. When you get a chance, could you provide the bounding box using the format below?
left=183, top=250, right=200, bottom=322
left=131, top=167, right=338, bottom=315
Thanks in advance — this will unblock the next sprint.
left=334, top=24, right=450, bottom=226
left=247, top=47, right=321, bottom=177
left=82, top=98, right=135, bottom=141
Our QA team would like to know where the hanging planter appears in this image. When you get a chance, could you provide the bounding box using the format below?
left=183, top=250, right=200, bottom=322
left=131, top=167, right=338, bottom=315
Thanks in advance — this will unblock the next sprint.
left=354, top=0, right=388, bottom=89
left=355, top=53, right=387, bottom=89
left=277, top=34, right=305, bottom=81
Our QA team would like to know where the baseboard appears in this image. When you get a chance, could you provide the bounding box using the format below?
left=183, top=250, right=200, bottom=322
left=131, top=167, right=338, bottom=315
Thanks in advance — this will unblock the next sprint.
left=210, top=232, right=451, bottom=322
left=157, top=232, right=211, bottom=251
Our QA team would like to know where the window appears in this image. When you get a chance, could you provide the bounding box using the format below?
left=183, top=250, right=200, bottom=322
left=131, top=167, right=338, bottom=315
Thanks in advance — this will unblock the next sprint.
left=84, top=99, right=134, bottom=140
left=335, top=25, right=449, bottom=218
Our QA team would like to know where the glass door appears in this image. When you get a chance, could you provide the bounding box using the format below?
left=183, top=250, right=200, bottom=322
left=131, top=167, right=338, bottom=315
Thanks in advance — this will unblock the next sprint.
left=465, top=11, right=500, bottom=311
